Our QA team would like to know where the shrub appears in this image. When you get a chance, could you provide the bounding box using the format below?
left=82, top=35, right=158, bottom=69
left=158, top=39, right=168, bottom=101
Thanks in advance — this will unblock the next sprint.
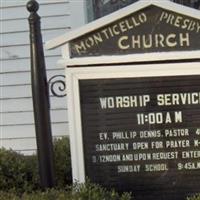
left=0, top=137, right=72, bottom=193
left=71, top=181, right=132, bottom=200
left=0, top=148, right=39, bottom=193
left=0, top=181, right=132, bottom=200
left=53, top=137, right=72, bottom=187
left=0, top=191, right=21, bottom=200
left=21, top=189, right=70, bottom=200
left=187, top=194, right=200, bottom=200
left=0, top=189, right=68, bottom=200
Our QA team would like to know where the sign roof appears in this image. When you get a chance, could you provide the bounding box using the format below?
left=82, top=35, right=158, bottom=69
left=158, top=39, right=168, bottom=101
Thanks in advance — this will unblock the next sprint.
left=45, top=0, right=200, bottom=50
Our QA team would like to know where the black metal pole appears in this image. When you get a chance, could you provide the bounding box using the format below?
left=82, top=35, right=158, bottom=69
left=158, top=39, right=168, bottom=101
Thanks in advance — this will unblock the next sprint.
left=26, top=0, right=55, bottom=188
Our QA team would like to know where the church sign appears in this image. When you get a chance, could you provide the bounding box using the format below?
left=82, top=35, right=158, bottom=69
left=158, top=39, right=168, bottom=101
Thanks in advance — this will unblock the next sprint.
left=78, top=69, right=200, bottom=200
left=46, top=1, right=200, bottom=200
left=70, top=5, right=200, bottom=57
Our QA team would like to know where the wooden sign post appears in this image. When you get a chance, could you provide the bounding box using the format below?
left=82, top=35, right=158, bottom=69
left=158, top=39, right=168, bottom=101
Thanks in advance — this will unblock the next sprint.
left=46, top=1, right=200, bottom=199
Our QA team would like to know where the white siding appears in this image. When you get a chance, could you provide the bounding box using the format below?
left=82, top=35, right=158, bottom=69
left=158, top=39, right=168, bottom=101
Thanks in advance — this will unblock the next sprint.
left=0, top=0, right=86, bottom=154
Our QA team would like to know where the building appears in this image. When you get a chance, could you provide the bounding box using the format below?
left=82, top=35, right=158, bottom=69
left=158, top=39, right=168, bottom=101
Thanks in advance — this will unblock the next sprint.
left=0, top=0, right=86, bottom=155
left=0, top=0, right=199, bottom=155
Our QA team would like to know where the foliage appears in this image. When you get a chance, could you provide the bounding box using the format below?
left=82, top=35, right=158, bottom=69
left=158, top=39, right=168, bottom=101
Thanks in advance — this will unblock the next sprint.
left=0, top=189, right=69, bottom=200
left=0, top=191, right=21, bottom=200
left=0, top=137, right=72, bottom=193
left=53, top=137, right=72, bottom=187
left=70, top=180, right=132, bottom=200
left=187, top=194, right=200, bottom=200
left=0, top=148, right=39, bottom=193
left=0, top=181, right=132, bottom=200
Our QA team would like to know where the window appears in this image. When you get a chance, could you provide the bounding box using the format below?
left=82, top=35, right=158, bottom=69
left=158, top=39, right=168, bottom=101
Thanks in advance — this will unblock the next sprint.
left=87, top=0, right=200, bottom=22
left=87, top=0, right=138, bottom=22
left=171, top=0, right=200, bottom=9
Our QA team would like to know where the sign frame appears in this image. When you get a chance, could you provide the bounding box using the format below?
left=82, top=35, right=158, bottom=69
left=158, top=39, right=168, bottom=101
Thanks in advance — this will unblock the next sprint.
left=66, top=61, right=200, bottom=183
left=45, top=0, right=200, bottom=197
